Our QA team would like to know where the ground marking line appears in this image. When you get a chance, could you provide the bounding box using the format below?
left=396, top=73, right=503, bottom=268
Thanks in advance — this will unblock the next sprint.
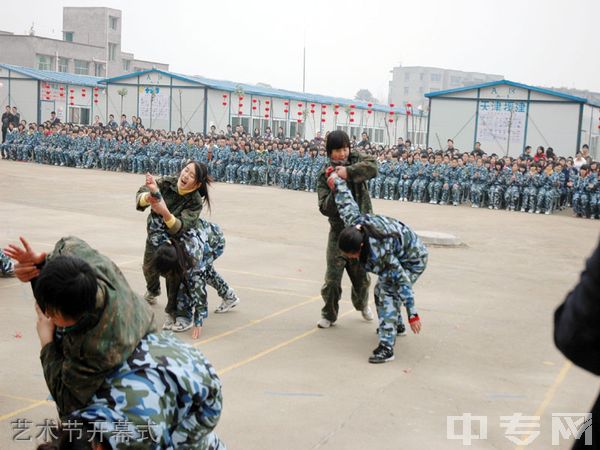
left=0, top=400, right=52, bottom=422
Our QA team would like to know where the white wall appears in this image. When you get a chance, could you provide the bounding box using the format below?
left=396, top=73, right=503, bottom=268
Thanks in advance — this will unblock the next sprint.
left=428, top=98, right=476, bottom=151
left=525, top=102, right=580, bottom=156
left=10, top=78, right=37, bottom=124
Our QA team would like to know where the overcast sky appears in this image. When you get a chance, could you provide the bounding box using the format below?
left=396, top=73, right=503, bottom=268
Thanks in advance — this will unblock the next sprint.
left=2, top=0, right=599, bottom=102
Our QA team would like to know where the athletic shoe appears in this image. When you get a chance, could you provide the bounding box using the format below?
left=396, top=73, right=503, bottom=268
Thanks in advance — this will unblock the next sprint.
left=317, top=318, right=334, bottom=328
left=144, top=290, right=160, bottom=305
left=520, top=208, right=526, bottom=212
left=361, top=306, right=374, bottom=321
left=368, top=343, right=395, bottom=364
left=172, top=317, right=193, bottom=332
left=214, top=294, right=240, bottom=313
left=162, top=316, right=175, bottom=330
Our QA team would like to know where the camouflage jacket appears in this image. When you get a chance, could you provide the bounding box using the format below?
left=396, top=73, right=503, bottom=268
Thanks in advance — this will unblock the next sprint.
left=37, top=237, right=156, bottom=417
left=73, top=332, right=225, bottom=450
left=137, top=176, right=203, bottom=237
left=333, top=178, right=428, bottom=314
left=317, top=150, right=377, bottom=232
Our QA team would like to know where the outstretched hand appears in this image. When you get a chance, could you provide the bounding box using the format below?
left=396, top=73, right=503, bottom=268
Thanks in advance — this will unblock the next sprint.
left=3, top=237, right=47, bottom=282
left=151, top=199, right=170, bottom=218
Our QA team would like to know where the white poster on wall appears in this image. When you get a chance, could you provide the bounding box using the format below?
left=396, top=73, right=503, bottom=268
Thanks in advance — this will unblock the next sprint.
left=138, top=86, right=169, bottom=121
left=476, top=100, right=526, bottom=147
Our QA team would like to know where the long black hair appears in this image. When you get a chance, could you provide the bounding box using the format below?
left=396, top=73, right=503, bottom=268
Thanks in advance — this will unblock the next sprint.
left=153, top=239, right=194, bottom=277
left=338, top=223, right=403, bottom=264
left=184, top=161, right=212, bottom=212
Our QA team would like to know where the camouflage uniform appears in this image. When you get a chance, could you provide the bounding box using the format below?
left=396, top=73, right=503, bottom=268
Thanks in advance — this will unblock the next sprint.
left=333, top=178, right=428, bottom=347
left=0, top=249, right=14, bottom=276
left=72, top=331, right=226, bottom=450
left=317, top=150, right=377, bottom=323
left=137, top=177, right=204, bottom=298
left=37, top=237, right=156, bottom=417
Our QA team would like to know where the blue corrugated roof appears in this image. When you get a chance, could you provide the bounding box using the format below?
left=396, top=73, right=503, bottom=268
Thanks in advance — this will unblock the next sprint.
left=102, top=68, right=425, bottom=115
left=425, top=79, right=589, bottom=103
left=0, top=63, right=103, bottom=87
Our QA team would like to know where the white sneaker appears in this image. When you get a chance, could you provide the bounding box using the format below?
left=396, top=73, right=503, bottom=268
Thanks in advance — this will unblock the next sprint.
left=215, top=294, right=240, bottom=313
left=162, top=316, right=175, bottom=330
left=317, top=318, right=334, bottom=328
left=361, top=306, right=374, bottom=321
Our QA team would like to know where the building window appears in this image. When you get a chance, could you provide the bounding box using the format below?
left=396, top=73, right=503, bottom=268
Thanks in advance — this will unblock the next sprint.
left=74, top=60, right=89, bottom=75
left=69, top=106, right=91, bottom=125
left=404, top=72, right=410, bottom=81
left=122, top=59, right=131, bottom=71
left=108, top=43, right=117, bottom=61
left=58, top=58, right=69, bottom=72
left=64, top=31, right=73, bottom=42
left=37, top=54, right=52, bottom=71
left=431, top=73, right=441, bottom=82
left=450, top=76, right=462, bottom=84
left=109, top=16, right=119, bottom=31
left=94, top=63, right=105, bottom=77
left=404, top=86, right=410, bottom=94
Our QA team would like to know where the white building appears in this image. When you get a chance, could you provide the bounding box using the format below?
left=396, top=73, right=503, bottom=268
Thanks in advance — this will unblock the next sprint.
left=388, top=65, right=503, bottom=110
left=425, top=80, right=600, bottom=159
left=0, top=64, right=427, bottom=144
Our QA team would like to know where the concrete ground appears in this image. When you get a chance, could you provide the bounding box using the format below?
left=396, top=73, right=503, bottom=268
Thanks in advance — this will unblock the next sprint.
left=0, top=159, right=598, bottom=450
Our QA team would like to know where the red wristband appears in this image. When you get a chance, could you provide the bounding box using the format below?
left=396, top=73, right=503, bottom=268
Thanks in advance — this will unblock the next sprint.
left=409, top=314, right=420, bottom=324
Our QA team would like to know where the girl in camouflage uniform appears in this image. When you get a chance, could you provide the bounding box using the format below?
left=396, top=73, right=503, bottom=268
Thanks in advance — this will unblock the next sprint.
left=327, top=173, right=428, bottom=364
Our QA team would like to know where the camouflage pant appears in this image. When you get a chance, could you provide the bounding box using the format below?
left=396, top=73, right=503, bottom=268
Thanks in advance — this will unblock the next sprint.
left=375, top=252, right=428, bottom=347
left=504, top=186, right=521, bottom=209
left=383, top=177, right=399, bottom=199
left=321, top=228, right=370, bottom=322
left=0, top=250, right=14, bottom=276
left=427, top=180, right=443, bottom=203
left=441, top=183, right=461, bottom=204
left=488, top=186, right=504, bottom=209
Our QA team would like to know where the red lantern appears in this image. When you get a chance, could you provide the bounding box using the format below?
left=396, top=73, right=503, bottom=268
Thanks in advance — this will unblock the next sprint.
left=297, top=119, right=302, bottom=123
left=82, top=93, right=86, bottom=97
left=265, top=100, right=270, bottom=105
left=59, top=87, right=64, bottom=91
left=310, top=103, right=315, bottom=107
left=350, top=118, right=355, bottom=123
left=70, top=102, right=74, bottom=106
left=45, top=96, right=50, bottom=100
left=350, top=111, right=355, bottom=115
left=310, top=109, right=315, bottom=113
left=597, top=124, right=600, bottom=129
left=367, top=110, right=372, bottom=114
left=70, top=89, right=74, bottom=93
left=82, top=88, right=86, bottom=92
left=350, top=104, right=355, bottom=108
left=284, top=109, right=289, bottom=113
left=59, top=93, right=64, bottom=97
left=238, top=111, right=243, bottom=115
left=406, top=102, right=412, bottom=108
left=94, top=93, right=98, bottom=97
left=252, top=99, right=257, bottom=103
left=389, top=103, right=395, bottom=107
left=265, top=107, right=270, bottom=111
left=297, top=103, right=303, bottom=107
left=407, top=111, right=411, bottom=116
left=222, top=94, right=228, bottom=98
left=265, top=114, right=269, bottom=118
left=94, top=100, right=98, bottom=104
left=322, top=111, right=326, bottom=115
left=239, top=96, right=243, bottom=100
left=389, top=111, right=394, bottom=115
left=284, top=101, right=289, bottom=106
left=334, top=111, right=339, bottom=115
left=334, top=104, right=339, bottom=108
left=297, top=111, right=302, bottom=116
left=322, top=104, right=327, bottom=108
left=45, top=84, right=50, bottom=89
left=321, top=118, right=326, bottom=122
left=239, top=103, right=243, bottom=107
left=94, top=87, right=99, bottom=91
left=222, top=102, right=227, bottom=106
left=389, top=119, right=394, bottom=123
left=367, top=103, right=373, bottom=107
left=252, top=106, right=257, bottom=110
left=70, top=96, right=74, bottom=99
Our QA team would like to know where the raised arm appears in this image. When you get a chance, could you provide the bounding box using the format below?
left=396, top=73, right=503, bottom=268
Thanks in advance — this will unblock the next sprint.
left=332, top=176, right=362, bottom=226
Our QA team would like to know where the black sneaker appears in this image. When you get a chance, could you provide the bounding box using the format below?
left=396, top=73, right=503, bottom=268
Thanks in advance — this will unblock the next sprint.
left=368, top=343, right=395, bottom=364
left=397, top=323, right=407, bottom=337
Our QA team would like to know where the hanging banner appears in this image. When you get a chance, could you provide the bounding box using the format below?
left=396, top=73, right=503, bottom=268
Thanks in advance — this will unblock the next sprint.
left=138, top=86, right=169, bottom=121
left=477, top=100, right=526, bottom=145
